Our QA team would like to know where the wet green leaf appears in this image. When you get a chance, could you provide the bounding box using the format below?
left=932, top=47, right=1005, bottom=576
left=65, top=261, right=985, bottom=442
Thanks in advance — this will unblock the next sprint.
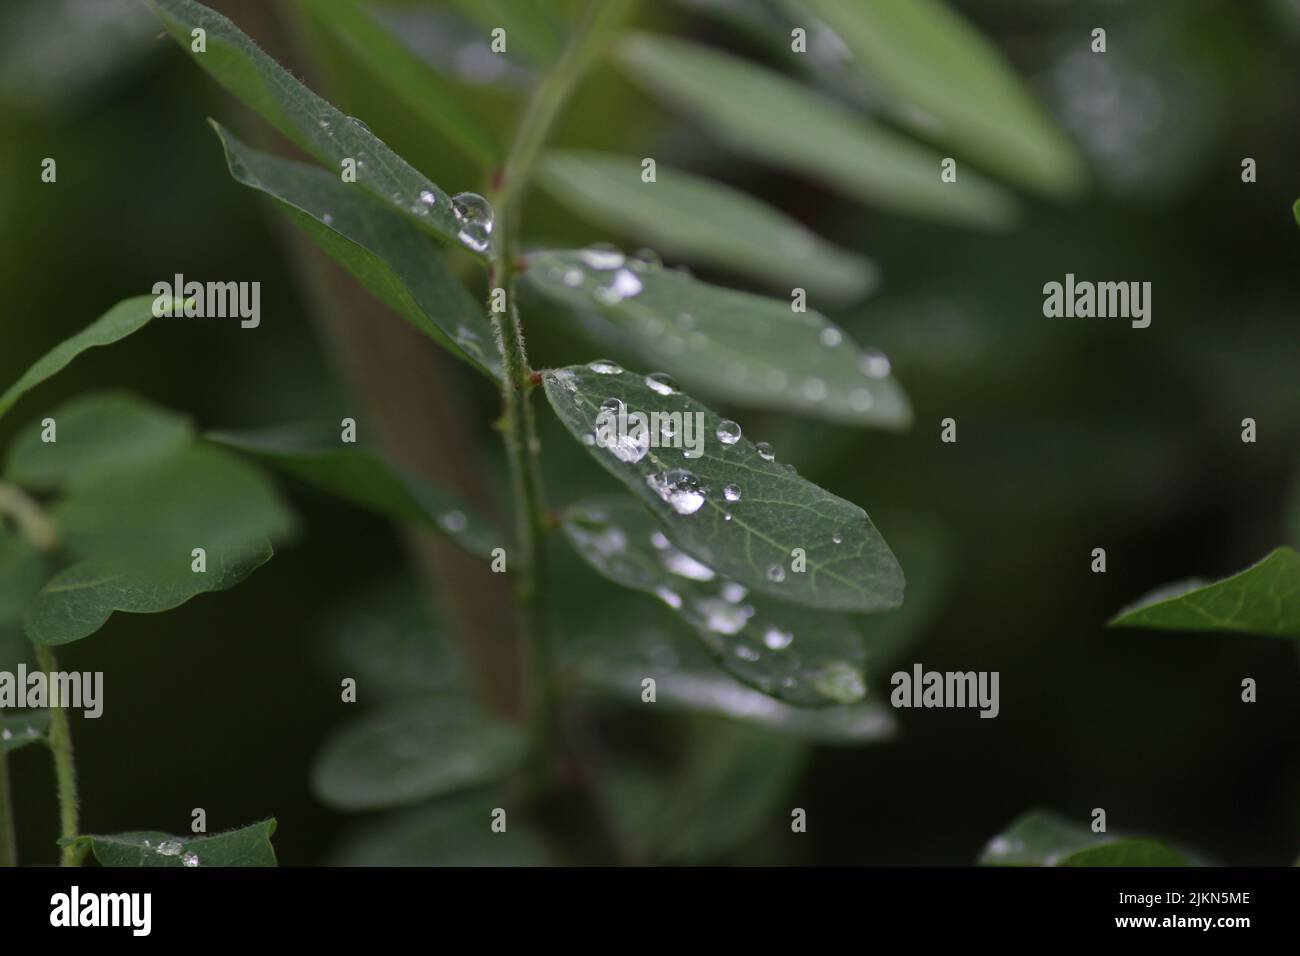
left=614, top=33, right=1017, bottom=229
left=294, top=0, right=498, bottom=166
left=210, top=424, right=500, bottom=559
left=0, top=711, right=50, bottom=753
left=980, top=810, right=1191, bottom=866
left=525, top=250, right=910, bottom=428
left=0, top=297, right=167, bottom=423
left=311, top=698, right=526, bottom=811
left=800, top=0, right=1087, bottom=198
left=1108, top=547, right=1300, bottom=637
left=543, top=364, right=904, bottom=612
left=538, top=150, right=878, bottom=303
left=148, top=0, right=480, bottom=252
left=64, top=819, right=278, bottom=867
left=213, top=124, right=500, bottom=380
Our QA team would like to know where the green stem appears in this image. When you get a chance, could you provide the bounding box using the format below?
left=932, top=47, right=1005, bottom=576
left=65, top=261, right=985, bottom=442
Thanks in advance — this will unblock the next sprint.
left=34, top=644, right=82, bottom=866
left=0, top=750, right=15, bottom=866
left=0, top=481, right=58, bottom=552
left=484, top=0, right=633, bottom=778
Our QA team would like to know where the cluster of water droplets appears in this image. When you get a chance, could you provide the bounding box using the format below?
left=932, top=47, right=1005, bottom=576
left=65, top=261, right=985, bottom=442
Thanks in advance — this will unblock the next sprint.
left=0, top=724, right=40, bottom=742
left=145, top=838, right=201, bottom=867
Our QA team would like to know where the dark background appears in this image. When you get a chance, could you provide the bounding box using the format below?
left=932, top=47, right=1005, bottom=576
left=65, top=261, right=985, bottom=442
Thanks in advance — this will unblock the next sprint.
left=2, top=0, right=1298, bottom=865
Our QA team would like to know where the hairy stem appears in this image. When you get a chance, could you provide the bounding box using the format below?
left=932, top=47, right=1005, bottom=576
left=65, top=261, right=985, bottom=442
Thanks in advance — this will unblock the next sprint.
left=33, top=644, right=82, bottom=866
left=486, top=0, right=633, bottom=778
left=0, top=751, right=15, bottom=866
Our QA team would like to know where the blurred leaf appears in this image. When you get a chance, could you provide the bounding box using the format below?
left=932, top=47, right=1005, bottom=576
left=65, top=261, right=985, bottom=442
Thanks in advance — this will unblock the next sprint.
left=564, top=497, right=883, bottom=706
left=538, top=150, right=878, bottom=302
left=799, top=0, right=1086, bottom=198
left=329, top=791, right=550, bottom=865
left=543, top=364, right=904, bottom=612
left=0, top=297, right=168, bottom=423
left=0, top=533, right=51, bottom=629
left=64, top=819, right=278, bottom=867
left=614, top=33, right=1017, bottom=228
left=525, top=251, right=910, bottom=428
left=568, top=620, right=897, bottom=738
left=148, top=0, right=482, bottom=253
left=326, top=580, right=455, bottom=697
left=294, top=0, right=499, bottom=166
left=213, top=124, right=500, bottom=380
left=980, top=810, right=1190, bottom=866
left=445, top=0, right=566, bottom=66
left=210, top=424, right=501, bottom=559
left=1108, top=547, right=1300, bottom=638
left=5, top=392, right=191, bottom=492
left=311, top=699, right=526, bottom=810
left=1, top=711, right=50, bottom=753
left=1294, top=198, right=1300, bottom=227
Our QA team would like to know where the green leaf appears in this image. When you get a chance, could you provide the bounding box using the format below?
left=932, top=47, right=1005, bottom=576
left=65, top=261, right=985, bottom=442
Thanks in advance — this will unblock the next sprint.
left=0, top=297, right=166, bottom=423
left=1, top=711, right=50, bottom=754
left=980, top=810, right=1191, bottom=867
left=325, top=580, right=456, bottom=698
left=329, top=792, right=551, bottom=866
left=311, top=699, right=526, bottom=811
left=294, top=0, right=498, bottom=167
left=0, top=532, right=51, bottom=628
left=614, top=33, right=1017, bottom=229
left=25, top=540, right=276, bottom=646
left=1293, top=198, right=1300, bottom=228
left=147, top=0, right=481, bottom=253
left=543, top=364, right=904, bottom=612
left=445, top=0, right=565, bottom=66
left=64, top=819, right=278, bottom=867
left=209, top=424, right=500, bottom=559
left=5, top=391, right=191, bottom=492
left=537, top=150, right=878, bottom=303
left=212, top=123, right=500, bottom=380
left=524, top=251, right=910, bottom=428
left=563, top=497, right=896, bottom=708
left=1108, top=547, right=1300, bottom=638
left=800, top=0, right=1087, bottom=198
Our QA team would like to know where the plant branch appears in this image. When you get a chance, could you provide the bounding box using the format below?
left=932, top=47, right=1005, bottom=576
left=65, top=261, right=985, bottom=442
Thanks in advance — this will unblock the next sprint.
left=485, top=0, right=633, bottom=779
left=0, top=750, right=15, bottom=867
left=33, top=644, right=83, bottom=866
left=0, top=481, right=58, bottom=552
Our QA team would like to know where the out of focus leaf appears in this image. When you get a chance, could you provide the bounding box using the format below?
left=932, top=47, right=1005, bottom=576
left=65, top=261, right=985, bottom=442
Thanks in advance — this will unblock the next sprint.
left=294, top=0, right=498, bottom=166
left=445, top=0, right=565, bottom=66
left=0, top=533, right=51, bottom=629
left=525, top=251, right=910, bottom=428
left=538, top=150, right=878, bottom=302
left=799, top=0, right=1087, bottom=198
left=980, top=810, right=1191, bottom=866
left=1108, top=547, right=1300, bottom=638
left=148, top=0, right=481, bottom=252
left=213, top=124, right=501, bottom=380
left=614, top=33, right=1017, bottom=228
left=311, top=698, right=526, bottom=810
left=543, top=364, right=904, bottom=612
left=64, top=820, right=278, bottom=867
left=0, top=711, right=50, bottom=754
left=210, top=424, right=500, bottom=559
left=0, top=297, right=168, bottom=422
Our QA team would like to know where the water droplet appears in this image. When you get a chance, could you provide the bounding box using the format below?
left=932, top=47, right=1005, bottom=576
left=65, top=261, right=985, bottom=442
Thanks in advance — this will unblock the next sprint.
left=318, top=119, right=330, bottom=129
left=595, top=268, right=643, bottom=304
left=813, top=661, right=866, bottom=703
left=0, top=729, right=11, bottom=741
left=859, top=349, right=892, bottom=378
left=734, top=644, right=761, bottom=662
left=581, top=433, right=595, bottom=446
left=350, top=116, right=371, bottom=133
left=439, top=510, right=468, bottom=533
left=801, top=378, right=828, bottom=402
left=156, top=840, right=184, bottom=857
left=181, top=852, right=201, bottom=867
left=578, top=247, right=625, bottom=270
left=589, top=359, right=623, bottom=375
left=819, top=327, right=843, bottom=348
left=723, top=483, right=741, bottom=502
left=763, top=627, right=794, bottom=650
left=322, top=213, right=334, bottom=226
left=831, top=530, right=844, bottom=544
left=650, top=530, right=670, bottom=550
left=766, top=564, right=785, bottom=583
left=418, top=189, right=437, bottom=206
left=756, top=442, right=775, bottom=462
left=662, top=547, right=715, bottom=581
left=563, top=269, right=583, bottom=287
left=632, top=247, right=662, bottom=270
left=721, top=582, right=747, bottom=603
left=644, top=372, right=676, bottom=395
left=451, top=191, right=494, bottom=253
left=655, top=585, right=683, bottom=609
left=698, top=598, right=754, bottom=635
left=850, top=388, right=875, bottom=412
left=646, top=469, right=707, bottom=515
left=713, top=420, right=740, bottom=446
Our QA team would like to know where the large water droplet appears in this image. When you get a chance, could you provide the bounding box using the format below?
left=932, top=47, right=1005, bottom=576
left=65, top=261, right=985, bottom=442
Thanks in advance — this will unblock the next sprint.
left=756, top=441, right=775, bottom=462
left=563, top=268, right=583, bottom=287
left=721, top=581, right=748, bottom=603
left=579, top=247, right=625, bottom=270
left=451, top=191, right=494, bottom=253
left=859, top=349, right=891, bottom=378
left=655, top=585, right=683, bottom=609
left=801, top=378, right=828, bottom=402
left=723, top=483, right=742, bottom=502
left=763, top=627, right=793, bottom=650
left=644, top=372, right=676, bottom=396
left=850, top=388, right=875, bottom=412
left=662, top=547, right=715, bottom=581
left=813, top=661, right=866, bottom=703
left=646, top=469, right=707, bottom=515
left=819, top=327, right=843, bottom=348
left=716, top=420, right=741, bottom=445
left=181, top=852, right=201, bottom=867
left=588, top=359, right=623, bottom=375
left=155, top=840, right=184, bottom=857
left=595, top=268, right=643, bottom=304
left=698, top=597, right=754, bottom=635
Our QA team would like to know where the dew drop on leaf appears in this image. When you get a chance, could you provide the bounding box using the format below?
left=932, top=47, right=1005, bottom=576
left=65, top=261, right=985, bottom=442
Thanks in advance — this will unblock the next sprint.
left=589, top=359, right=623, bottom=375
left=716, top=420, right=741, bottom=445
left=756, top=441, right=775, bottom=461
left=766, top=564, right=785, bottom=583
left=451, top=191, right=494, bottom=252
left=723, top=483, right=741, bottom=502
left=763, top=627, right=794, bottom=650
left=644, top=372, right=676, bottom=395
left=647, top=468, right=707, bottom=515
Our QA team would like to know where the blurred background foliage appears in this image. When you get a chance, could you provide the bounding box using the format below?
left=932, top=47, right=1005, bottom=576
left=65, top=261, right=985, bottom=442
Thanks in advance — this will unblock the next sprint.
left=1, top=0, right=1298, bottom=865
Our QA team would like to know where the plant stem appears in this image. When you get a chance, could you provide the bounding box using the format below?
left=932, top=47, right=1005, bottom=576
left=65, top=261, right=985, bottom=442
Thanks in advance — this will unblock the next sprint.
left=485, top=0, right=633, bottom=779
left=0, top=751, right=15, bottom=867
left=33, top=644, right=82, bottom=866
left=0, top=481, right=58, bottom=552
